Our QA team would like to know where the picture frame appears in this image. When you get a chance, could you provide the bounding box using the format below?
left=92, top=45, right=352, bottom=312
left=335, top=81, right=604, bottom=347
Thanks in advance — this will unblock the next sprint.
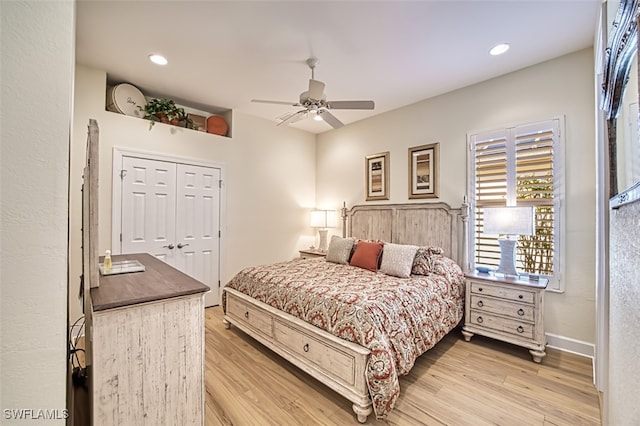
left=408, top=143, right=439, bottom=199
left=365, top=151, right=390, bottom=201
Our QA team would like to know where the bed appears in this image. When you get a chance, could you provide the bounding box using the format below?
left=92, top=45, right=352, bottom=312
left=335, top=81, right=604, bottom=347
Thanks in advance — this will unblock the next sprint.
left=222, top=202, right=469, bottom=422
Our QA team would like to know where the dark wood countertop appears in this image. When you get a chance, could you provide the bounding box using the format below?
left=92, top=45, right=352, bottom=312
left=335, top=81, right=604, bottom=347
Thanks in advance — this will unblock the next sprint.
left=91, top=253, right=210, bottom=311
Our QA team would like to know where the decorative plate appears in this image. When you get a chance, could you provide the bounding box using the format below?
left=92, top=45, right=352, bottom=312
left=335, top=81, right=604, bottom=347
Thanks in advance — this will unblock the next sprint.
left=106, top=83, right=146, bottom=118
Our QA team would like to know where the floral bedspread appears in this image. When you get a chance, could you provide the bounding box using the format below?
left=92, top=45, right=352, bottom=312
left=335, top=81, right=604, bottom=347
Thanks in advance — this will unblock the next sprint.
left=223, top=257, right=464, bottom=419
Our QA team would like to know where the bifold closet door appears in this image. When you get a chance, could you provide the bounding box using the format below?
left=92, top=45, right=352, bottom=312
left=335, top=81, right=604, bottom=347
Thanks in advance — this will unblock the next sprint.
left=119, top=156, right=221, bottom=306
left=175, top=164, right=221, bottom=308
left=121, top=156, right=177, bottom=264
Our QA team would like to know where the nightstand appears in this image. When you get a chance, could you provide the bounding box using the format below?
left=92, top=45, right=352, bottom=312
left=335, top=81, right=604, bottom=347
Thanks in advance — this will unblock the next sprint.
left=299, top=249, right=327, bottom=259
left=461, top=272, right=548, bottom=363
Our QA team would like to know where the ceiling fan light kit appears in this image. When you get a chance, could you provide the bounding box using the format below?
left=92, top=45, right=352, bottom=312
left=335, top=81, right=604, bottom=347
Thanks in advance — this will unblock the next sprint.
left=252, top=57, right=375, bottom=129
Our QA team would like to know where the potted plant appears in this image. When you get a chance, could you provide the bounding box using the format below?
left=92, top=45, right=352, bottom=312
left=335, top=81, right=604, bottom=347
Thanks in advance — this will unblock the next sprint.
left=139, top=98, right=195, bottom=130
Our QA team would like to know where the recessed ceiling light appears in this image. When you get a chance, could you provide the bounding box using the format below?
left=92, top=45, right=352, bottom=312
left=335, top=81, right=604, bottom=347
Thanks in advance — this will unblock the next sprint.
left=489, top=43, right=510, bottom=56
left=149, top=54, right=168, bottom=65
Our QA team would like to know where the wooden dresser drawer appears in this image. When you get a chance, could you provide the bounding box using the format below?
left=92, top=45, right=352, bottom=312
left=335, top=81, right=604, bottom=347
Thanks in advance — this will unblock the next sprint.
left=274, top=319, right=355, bottom=386
left=470, top=294, right=534, bottom=322
left=227, top=293, right=273, bottom=338
left=470, top=281, right=535, bottom=304
left=468, top=310, right=534, bottom=340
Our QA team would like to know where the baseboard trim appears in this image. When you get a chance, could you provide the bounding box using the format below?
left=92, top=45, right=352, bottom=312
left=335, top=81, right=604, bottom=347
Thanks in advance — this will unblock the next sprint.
left=546, top=332, right=595, bottom=359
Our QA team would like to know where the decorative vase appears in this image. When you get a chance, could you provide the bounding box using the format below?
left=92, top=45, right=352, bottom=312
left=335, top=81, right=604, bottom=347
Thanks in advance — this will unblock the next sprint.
left=154, top=112, right=180, bottom=126
left=154, top=112, right=168, bottom=123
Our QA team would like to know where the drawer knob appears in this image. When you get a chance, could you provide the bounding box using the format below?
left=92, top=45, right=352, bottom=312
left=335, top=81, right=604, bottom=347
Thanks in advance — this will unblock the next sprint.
left=303, top=343, right=309, bottom=352
left=518, top=294, right=523, bottom=299
left=477, top=301, right=484, bottom=307
left=478, top=287, right=483, bottom=292
left=244, top=311, right=249, bottom=319
left=517, top=326, right=524, bottom=333
left=517, top=308, right=525, bottom=316
left=477, top=316, right=483, bottom=324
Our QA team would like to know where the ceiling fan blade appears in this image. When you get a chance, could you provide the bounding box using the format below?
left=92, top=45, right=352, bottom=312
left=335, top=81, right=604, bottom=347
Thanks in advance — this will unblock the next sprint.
left=307, top=79, right=325, bottom=100
left=326, top=100, right=375, bottom=110
left=318, top=110, right=343, bottom=129
left=252, top=99, right=297, bottom=106
left=277, top=110, right=307, bottom=126
left=289, top=112, right=308, bottom=124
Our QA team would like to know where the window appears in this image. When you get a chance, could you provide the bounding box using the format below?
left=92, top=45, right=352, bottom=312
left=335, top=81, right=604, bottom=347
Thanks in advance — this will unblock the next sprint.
left=468, top=118, right=564, bottom=291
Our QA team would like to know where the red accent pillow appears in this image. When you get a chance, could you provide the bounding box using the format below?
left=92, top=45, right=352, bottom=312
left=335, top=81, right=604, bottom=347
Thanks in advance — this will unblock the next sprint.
left=349, top=240, right=384, bottom=272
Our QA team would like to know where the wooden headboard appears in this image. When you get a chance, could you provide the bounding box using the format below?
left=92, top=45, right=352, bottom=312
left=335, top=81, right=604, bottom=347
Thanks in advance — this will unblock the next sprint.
left=342, top=202, right=469, bottom=271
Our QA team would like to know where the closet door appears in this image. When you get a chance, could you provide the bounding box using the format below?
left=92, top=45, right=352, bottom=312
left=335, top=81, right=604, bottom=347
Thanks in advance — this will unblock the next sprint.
left=121, top=157, right=177, bottom=264
left=175, top=164, right=221, bottom=307
left=119, top=155, right=221, bottom=307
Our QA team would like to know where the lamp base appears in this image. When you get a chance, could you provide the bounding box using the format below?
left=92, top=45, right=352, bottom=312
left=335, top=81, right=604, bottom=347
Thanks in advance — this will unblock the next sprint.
left=317, top=229, right=328, bottom=252
left=496, top=238, right=518, bottom=276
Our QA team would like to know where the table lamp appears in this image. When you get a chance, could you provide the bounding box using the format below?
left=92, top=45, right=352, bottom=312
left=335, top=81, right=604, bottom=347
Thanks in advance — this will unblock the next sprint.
left=482, top=206, right=535, bottom=276
left=310, top=209, right=337, bottom=252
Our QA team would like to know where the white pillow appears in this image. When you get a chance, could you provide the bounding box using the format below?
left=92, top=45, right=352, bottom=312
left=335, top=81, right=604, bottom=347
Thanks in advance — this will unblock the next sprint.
left=379, top=243, right=419, bottom=278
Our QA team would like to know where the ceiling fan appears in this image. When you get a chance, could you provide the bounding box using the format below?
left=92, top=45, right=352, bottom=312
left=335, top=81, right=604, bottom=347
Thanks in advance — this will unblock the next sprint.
left=251, top=57, right=375, bottom=129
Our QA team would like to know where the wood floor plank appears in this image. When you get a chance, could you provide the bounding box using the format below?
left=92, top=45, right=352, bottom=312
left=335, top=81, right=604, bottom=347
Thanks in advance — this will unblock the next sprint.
left=503, top=375, right=600, bottom=425
left=204, top=306, right=600, bottom=425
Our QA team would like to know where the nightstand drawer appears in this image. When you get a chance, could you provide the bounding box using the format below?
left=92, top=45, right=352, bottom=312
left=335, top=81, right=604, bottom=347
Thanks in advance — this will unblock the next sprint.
left=469, top=310, right=534, bottom=340
left=470, top=295, right=534, bottom=322
left=470, top=281, right=535, bottom=304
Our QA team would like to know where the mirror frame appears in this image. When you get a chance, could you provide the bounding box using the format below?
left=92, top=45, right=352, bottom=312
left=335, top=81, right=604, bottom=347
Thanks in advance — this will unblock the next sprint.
left=601, top=0, right=639, bottom=196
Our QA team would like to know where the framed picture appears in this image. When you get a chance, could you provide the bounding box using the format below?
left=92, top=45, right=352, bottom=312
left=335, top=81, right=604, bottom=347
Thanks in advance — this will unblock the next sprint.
left=365, top=152, right=390, bottom=201
left=408, top=143, right=439, bottom=199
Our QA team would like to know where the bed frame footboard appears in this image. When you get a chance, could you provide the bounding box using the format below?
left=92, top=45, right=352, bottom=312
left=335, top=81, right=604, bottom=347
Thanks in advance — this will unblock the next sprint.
left=223, top=288, right=372, bottom=423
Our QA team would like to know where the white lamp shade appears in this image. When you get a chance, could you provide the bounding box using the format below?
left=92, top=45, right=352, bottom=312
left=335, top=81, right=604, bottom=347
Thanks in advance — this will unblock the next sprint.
left=483, top=206, right=535, bottom=236
left=310, top=210, right=337, bottom=228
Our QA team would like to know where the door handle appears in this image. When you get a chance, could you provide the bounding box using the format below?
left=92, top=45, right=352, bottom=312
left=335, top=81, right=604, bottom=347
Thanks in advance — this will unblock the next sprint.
left=177, top=243, right=190, bottom=249
left=162, top=244, right=175, bottom=249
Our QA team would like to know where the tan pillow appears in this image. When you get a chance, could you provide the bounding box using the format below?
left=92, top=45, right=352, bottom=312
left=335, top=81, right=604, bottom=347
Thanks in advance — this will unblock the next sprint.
left=325, top=235, right=355, bottom=264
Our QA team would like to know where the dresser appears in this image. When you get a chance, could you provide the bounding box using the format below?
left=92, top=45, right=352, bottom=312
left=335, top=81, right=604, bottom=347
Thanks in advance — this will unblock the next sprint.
left=461, top=272, right=548, bottom=363
left=90, top=253, right=209, bottom=425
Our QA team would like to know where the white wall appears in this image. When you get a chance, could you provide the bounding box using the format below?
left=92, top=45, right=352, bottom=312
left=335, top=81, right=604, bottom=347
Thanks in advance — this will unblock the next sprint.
left=1, top=0, right=74, bottom=422
left=317, top=49, right=597, bottom=347
left=69, top=65, right=317, bottom=323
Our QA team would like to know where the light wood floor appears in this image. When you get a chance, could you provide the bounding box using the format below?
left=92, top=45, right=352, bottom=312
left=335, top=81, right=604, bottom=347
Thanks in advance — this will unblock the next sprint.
left=205, top=306, right=600, bottom=425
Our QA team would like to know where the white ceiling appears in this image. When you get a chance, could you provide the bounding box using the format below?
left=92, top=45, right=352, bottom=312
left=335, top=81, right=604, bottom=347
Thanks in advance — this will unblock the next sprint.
left=76, top=0, right=601, bottom=134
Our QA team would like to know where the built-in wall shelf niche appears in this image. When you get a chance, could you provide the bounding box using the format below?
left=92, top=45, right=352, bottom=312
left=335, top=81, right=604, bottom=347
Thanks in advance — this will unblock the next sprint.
left=105, top=78, right=233, bottom=138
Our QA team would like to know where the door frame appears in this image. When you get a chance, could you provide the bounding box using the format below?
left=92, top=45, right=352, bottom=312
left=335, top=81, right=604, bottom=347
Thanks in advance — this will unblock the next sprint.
left=112, top=147, right=227, bottom=298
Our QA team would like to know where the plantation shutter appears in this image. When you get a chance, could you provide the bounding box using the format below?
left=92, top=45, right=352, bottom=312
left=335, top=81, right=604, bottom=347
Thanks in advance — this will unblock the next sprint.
left=514, top=122, right=555, bottom=275
left=470, top=119, right=559, bottom=277
left=472, top=129, right=508, bottom=268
